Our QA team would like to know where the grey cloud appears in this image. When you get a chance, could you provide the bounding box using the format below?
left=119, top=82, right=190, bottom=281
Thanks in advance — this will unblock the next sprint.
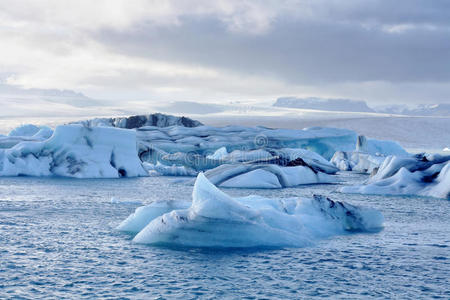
left=96, top=11, right=450, bottom=86
left=3, top=0, right=450, bottom=105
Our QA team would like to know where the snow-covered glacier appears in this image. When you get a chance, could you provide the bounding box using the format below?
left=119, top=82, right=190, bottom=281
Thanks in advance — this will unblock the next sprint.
left=117, top=173, right=383, bottom=248
left=341, top=153, right=450, bottom=199
left=0, top=124, right=147, bottom=178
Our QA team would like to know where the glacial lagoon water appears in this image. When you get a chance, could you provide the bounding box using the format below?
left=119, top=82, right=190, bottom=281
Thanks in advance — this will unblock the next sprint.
left=0, top=174, right=449, bottom=299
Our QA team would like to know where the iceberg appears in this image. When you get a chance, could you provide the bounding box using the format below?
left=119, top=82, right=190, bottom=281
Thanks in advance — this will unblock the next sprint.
left=330, top=135, right=408, bottom=174
left=72, top=113, right=202, bottom=129
left=8, top=124, right=41, bottom=137
left=119, top=173, right=383, bottom=248
left=356, top=135, right=409, bottom=156
left=197, top=147, right=339, bottom=188
left=0, top=124, right=147, bottom=178
left=0, top=125, right=54, bottom=149
left=137, top=125, right=357, bottom=163
left=117, top=200, right=190, bottom=233
left=143, top=162, right=197, bottom=176
left=204, top=163, right=335, bottom=189
left=331, top=151, right=385, bottom=174
left=206, top=146, right=228, bottom=160
left=340, top=154, right=450, bottom=199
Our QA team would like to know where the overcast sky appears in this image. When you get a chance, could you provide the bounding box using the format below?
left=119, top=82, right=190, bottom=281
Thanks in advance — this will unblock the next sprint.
left=1, top=0, right=450, bottom=106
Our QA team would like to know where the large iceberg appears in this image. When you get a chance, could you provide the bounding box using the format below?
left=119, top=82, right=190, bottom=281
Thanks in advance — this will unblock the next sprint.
left=118, top=173, right=383, bottom=248
left=340, top=154, right=450, bottom=199
left=137, top=126, right=357, bottom=163
left=0, top=124, right=147, bottom=178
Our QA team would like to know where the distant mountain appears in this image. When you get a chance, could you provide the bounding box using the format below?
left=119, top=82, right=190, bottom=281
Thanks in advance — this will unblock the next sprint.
left=273, top=97, right=375, bottom=113
left=0, top=84, right=104, bottom=107
left=72, top=113, right=203, bottom=129
left=375, top=104, right=450, bottom=116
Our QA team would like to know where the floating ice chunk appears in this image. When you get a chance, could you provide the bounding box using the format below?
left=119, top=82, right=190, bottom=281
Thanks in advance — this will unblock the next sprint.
left=143, top=162, right=197, bottom=176
left=204, top=163, right=335, bottom=189
left=220, top=168, right=282, bottom=189
left=126, top=173, right=383, bottom=248
left=444, top=147, right=450, bottom=152
left=331, top=135, right=408, bottom=174
left=331, top=151, right=385, bottom=174
left=110, top=197, right=143, bottom=205
left=270, top=148, right=339, bottom=174
left=0, top=125, right=147, bottom=178
left=341, top=167, right=424, bottom=196
left=369, top=154, right=449, bottom=183
left=116, top=200, right=190, bottom=233
left=340, top=154, right=450, bottom=199
left=206, top=147, right=228, bottom=160
left=423, top=163, right=450, bottom=199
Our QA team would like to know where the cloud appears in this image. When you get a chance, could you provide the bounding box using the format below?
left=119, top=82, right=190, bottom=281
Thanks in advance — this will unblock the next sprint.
left=0, top=0, right=449, bottom=106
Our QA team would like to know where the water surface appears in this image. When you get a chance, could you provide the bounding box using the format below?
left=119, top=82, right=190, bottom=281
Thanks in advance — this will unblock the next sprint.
left=0, top=174, right=449, bottom=299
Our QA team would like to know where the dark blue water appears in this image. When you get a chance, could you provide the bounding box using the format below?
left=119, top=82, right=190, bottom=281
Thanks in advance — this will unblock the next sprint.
left=0, top=175, right=449, bottom=299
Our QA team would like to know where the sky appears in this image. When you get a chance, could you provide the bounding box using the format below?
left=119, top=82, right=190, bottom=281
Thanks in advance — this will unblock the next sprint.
left=1, top=0, right=450, bottom=108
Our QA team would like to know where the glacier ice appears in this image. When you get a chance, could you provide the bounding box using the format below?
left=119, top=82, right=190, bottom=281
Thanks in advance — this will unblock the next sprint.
left=340, top=153, right=450, bottom=199
left=119, top=173, right=383, bottom=248
left=0, top=124, right=147, bottom=178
